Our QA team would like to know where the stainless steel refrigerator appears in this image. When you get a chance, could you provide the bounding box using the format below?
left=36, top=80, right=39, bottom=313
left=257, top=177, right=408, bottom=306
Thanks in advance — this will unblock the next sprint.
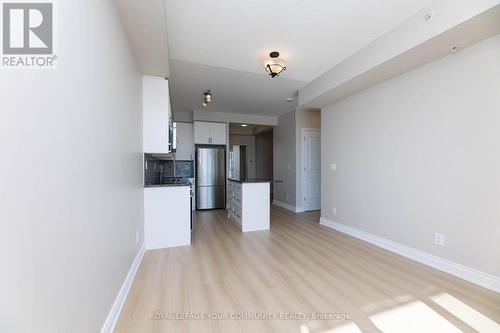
left=196, top=147, right=226, bottom=209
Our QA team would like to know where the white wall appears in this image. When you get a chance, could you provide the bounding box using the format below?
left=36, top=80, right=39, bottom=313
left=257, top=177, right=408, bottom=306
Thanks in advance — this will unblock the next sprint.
left=193, top=110, right=277, bottom=126
left=297, top=109, right=321, bottom=129
left=173, top=111, right=194, bottom=122
left=0, top=1, right=143, bottom=332
left=255, top=130, right=274, bottom=182
left=273, top=110, right=296, bottom=206
left=321, top=34, right=500, bottom=277
left=274, top=109, right=321, bottom=210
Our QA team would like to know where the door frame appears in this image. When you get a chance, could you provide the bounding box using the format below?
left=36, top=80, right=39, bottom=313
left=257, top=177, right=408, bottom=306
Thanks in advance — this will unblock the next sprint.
left=301, top=128, right=321, bottom=211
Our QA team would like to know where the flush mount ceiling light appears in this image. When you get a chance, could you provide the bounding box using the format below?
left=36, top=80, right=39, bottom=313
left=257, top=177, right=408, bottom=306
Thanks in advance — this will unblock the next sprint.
left=263, top=51, right=287, bottom=78
left=202, top=90, right=212, bottom=107
left=241, top=124, right=248, bottom=127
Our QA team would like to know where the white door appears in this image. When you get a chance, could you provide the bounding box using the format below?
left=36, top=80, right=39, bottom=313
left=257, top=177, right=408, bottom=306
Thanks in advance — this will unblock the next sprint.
left=303, top=129, right=321, bottom=211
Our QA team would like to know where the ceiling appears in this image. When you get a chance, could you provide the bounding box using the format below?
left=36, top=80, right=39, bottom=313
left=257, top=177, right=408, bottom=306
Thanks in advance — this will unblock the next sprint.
left=165, top=0, right=433, bottom=116
left=113, top=0, right=170, bottom=76
left=170, top=60, right=303, bottom=115
left=115, top=0, right=434, bottom=116
left=165, top=0, right=432, bottom=82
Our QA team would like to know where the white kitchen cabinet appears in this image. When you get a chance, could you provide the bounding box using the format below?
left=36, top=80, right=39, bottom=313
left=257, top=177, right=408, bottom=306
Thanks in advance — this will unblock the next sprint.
left=175, top=122, right=194, bottom=160
left=193, top=121, right=210, bottom=144
left=143, top=75, right=171, bottom=153
left=144, top=186, right=191, bottom=249
left=194, top=121, right=227, bottom=145
left=210, top=122, right=227, bottom=144
left=228, top=180, right=270, bottom=232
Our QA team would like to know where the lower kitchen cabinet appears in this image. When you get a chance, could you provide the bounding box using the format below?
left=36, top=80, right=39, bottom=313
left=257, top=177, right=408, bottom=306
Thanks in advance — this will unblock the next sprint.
left=228, top=180, right=270, bottom=232
left=144, top=185, right=191, bottom=249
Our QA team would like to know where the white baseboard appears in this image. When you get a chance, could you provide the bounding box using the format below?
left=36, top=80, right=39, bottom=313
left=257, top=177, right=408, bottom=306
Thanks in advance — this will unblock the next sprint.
left=273, top=200, right=304, bottom=213
left=320, top=217, right=500, bottom=294
left=100, top=243, right=145, bottom=333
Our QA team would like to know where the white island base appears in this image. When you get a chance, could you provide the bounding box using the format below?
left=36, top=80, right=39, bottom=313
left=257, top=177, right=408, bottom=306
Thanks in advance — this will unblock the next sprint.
left=228, top=180, right=270, bottom=232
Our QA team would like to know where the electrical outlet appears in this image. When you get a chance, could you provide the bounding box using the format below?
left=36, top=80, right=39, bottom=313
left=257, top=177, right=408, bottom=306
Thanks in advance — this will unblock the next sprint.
left=332, top=207, right=337, bottom=216
left=135, top=230, right=139, bottom=244
left=434, top=233, right=445, bottom=246
left=330, top=163, right=337, bottom=171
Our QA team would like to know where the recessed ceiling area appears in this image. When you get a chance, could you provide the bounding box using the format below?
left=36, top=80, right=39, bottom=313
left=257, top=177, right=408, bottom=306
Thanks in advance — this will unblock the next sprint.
left=164, top=0, right=433, bottom=116
left=229, top=123, right=273, bottom=136
left=170, top=60, right=303, bottom=116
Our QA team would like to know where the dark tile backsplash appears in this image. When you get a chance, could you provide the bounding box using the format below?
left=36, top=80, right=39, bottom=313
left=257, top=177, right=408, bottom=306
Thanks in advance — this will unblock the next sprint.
left=144, top=157, right=194, bottom=185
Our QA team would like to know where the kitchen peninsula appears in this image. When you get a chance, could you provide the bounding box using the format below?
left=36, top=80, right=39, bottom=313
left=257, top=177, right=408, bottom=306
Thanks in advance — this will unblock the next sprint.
left=227, top=179, right=271, bottom=232
left=143, top=156, right=193, bottom=250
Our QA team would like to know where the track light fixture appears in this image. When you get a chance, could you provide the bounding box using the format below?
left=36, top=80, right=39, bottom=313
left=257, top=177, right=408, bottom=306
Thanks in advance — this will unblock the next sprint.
left=202, top=90, right=213, bottom=107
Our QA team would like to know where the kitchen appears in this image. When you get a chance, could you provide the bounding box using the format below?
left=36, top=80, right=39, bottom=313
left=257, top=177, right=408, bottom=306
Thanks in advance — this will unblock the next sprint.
left=8, top=2, right=500, bottom=332
left=142, top=76, right=274, bottom=250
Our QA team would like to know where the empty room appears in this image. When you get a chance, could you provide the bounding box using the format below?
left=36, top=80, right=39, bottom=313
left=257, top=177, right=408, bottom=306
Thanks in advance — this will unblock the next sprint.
left=1, top=0, right=500, bottom=332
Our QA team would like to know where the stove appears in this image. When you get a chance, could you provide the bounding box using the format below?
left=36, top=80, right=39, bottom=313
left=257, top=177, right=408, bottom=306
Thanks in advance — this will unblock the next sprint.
left=162, top=177, right=184, bottom=185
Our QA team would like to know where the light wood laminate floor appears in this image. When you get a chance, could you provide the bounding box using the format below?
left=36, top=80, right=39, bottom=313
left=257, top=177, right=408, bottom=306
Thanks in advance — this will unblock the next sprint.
left=115, top=207, right=500, bottom=333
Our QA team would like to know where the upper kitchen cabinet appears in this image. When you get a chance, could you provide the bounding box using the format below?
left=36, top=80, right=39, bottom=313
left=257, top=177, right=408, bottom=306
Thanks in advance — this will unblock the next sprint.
left=143, top=75, right=171, bottom=153
left=193, top=121, right=211, bottom=144
left=194, top=121, right=227, bottom=145
left=210, top=122, right=227, bottom=144
left=175, top=122, right=194, bottom=160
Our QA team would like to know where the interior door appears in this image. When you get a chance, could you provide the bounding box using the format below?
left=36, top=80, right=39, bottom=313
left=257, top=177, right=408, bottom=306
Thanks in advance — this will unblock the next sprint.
left=303, top=129, right=321, bottom=211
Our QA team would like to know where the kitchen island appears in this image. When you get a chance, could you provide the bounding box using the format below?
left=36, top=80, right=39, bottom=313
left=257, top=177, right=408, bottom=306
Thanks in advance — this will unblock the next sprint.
left=227, top=179, right=270, bottom=232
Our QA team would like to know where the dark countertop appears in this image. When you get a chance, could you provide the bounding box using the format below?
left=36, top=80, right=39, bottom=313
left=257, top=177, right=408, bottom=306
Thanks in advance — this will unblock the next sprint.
left=228, top=178, right=273, bottom=183
left=144, top=180, right=192, bottom=188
